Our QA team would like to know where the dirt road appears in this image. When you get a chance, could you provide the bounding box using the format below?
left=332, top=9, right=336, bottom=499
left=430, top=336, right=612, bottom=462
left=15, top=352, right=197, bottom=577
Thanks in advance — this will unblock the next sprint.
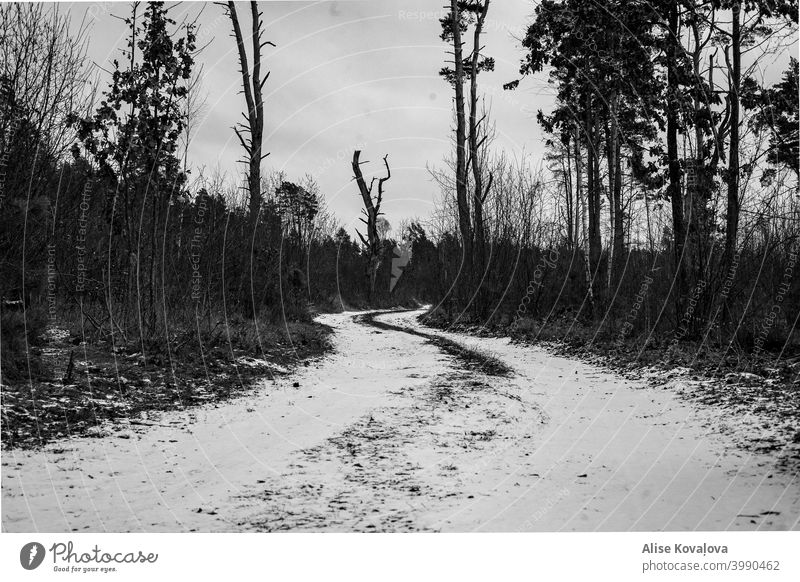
left=3, top=309, right=798, bottom=532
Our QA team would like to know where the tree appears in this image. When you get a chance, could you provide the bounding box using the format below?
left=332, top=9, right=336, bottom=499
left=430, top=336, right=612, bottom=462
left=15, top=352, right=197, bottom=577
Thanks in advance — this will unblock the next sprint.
left=440, top=0, right=472, bottom=280
left=351, top=150, right=391, bottom=303
left=464, top=1, right=493, bottom=286
left=221, top=1, right=272, bottom=224
left=376, top=217, right=392, bottom=240
left=1, top=3, right=93, bottom=161
left=664, top=1, right=688, bottom=314
left=512, top=0, right=603, bottom=311
left=713, top=0, right=798, bottom=268
left=725, top=1, right=744, bottom=269
left=275, top=179, right=319, bottom=257
left=680, top=0, right=721, bottom=297
left=440, top=1, right=494, bottom=313
left=71, top=1, right=196, bottom=339
left=512, top=0, right=661, bottom=315
left=1, top=3, right=94, bottom=306
left=743, top=57, right=799, bottom=175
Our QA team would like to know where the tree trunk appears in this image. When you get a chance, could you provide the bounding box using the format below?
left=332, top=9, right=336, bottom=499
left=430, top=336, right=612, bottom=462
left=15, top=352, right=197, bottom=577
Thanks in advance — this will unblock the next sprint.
left=609, top=92, right=624, bottom=294
left=227, top=1, right=267, bottom=224
left=564, top=141, right=574, bottom=249
left=450, top=0, right=472, bottom=285
left=351, top=150, right=390, bottom=304
left=575, top=123, right=593, bottom=316
left=574, top=127, right=583, bottom=259
left=586, top=100, right=602, bottom=314
left=604, top=100, right=621, bottom=294
left=468, top=0, right=490, bottom=300
left=690, top=20, right=704, bottom=284
left=605, top=118, right=614, bottom=293
left=666, top=1, right=685, bottom=319
left=725, top=2, right=741, bottom=266
left=248, top=1, right=265, bottom=222
left=611, top=97, right=625, bottom=289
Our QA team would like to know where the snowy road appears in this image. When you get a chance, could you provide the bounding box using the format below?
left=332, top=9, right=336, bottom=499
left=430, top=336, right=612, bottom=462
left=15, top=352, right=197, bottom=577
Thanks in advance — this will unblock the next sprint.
left=2, top=309, right=798, bottom=532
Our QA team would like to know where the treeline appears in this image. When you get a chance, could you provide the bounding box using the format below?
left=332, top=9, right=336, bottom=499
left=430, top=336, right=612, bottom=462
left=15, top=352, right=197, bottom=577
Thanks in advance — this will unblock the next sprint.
left=427, top=0, right=799, bottom=359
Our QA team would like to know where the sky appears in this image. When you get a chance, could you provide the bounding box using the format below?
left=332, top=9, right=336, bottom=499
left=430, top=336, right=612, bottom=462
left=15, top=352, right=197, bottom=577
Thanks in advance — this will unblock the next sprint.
left=62, top=1, right=796, bottom=236
left=64, top=0, right=551, bottom=236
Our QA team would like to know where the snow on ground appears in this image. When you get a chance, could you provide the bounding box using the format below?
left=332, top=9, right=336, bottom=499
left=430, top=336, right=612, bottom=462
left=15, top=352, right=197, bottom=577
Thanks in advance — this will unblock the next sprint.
left=381, top=311, right=800, bottom=531
left=2, top=309, right=798, bottom=532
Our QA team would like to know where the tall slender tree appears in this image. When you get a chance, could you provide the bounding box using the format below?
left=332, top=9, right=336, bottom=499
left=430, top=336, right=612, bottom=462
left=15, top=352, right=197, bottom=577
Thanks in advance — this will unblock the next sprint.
left=440, top=0, right=472, bottom=282
left=221, top=1, right=272, bottom=224
left=440, top=0, right=494, bottom=313
left=665, top=1, right=687, bottom=314
left=465, top=0, right=493, bottom=289
left=714, top=0, right=798, bottom=270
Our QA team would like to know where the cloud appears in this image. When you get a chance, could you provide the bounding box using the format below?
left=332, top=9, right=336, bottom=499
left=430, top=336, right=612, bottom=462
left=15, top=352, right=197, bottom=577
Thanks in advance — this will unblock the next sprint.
left=73, top=0, right=549, bottom=232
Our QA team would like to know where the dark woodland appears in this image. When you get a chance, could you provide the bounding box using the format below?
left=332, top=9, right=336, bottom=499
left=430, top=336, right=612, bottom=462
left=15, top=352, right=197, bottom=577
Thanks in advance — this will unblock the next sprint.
left=1, top=1, right=798, bottom=452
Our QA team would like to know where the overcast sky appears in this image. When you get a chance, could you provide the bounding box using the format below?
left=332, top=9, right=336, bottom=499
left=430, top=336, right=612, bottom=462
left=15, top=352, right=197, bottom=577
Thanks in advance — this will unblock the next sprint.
left=65, top=0, right=795, bottom=235
left=65, top=0, right=550, bottom=234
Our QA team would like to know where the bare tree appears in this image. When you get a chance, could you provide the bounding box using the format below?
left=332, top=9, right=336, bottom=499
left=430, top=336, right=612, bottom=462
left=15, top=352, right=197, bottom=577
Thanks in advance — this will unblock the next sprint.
left=181, top=65, right=209, bottom=177
left=0, top=3, right=93, bottom=159
left=351, top=150, right=391, bottom=303
left=221, top=1, right=272, bottom=223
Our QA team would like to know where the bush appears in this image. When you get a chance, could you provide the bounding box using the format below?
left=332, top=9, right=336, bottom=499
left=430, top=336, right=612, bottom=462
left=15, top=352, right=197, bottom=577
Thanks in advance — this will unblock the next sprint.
left=1, top=304, right=48, bottom=382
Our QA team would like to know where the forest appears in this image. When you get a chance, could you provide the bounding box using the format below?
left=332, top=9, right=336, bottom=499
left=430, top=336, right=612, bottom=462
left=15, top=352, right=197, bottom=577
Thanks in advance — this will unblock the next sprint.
left=0, top=0, right=798, bottom=448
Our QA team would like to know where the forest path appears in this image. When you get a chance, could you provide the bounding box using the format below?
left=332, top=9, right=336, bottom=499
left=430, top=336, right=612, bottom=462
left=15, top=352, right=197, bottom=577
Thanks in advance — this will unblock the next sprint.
left=2, top=309, right=798, bottom=532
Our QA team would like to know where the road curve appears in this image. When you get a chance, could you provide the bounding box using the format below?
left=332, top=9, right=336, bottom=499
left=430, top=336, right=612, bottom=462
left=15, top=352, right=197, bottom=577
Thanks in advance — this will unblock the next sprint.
left=3, top=309, right=798, bottom=532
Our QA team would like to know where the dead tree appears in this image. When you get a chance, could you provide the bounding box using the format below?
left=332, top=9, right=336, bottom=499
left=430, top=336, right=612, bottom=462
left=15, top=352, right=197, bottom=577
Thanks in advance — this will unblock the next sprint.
left=222, top=1, right=272, bottom=223
left=352, top=150, right=391, bottom=303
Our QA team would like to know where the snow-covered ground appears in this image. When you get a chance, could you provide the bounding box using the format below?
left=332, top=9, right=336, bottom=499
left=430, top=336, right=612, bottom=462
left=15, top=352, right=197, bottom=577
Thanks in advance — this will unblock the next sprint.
left=2, top=309, right=798, bottom=532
